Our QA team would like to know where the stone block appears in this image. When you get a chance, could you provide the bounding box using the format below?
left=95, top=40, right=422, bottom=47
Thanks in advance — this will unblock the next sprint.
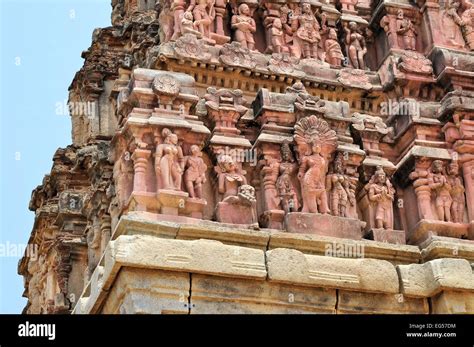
left=266, top=248, right=399, bottom=293
left=397, top=258, right=474, bottom=298
left=285, top=213, right=364, bottom=240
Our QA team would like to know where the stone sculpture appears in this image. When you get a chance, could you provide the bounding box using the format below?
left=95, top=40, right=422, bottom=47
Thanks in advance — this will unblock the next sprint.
left=155, top=128, right=185, bottom=191
left=366, top=166, right=395, bottom=229
left=231, top=3, right=257, bottom=51
left=325, top=28, right=344, bottom=66
left=327, top=152, right=355, bottom=217
left=344, top=21, right=367, bottom=69
left=428, top=160, right=453, bottom=222
left=448, top=161, right=466, bottom=223
left=294, top=116, right=337, bottom=214
left=295, top=3, right=321, bottom=59
left=184, top=145, right=207, bottom=199
left=396, top=10, right=417, bottom=51
left=276, top=141, right=299, bottom=213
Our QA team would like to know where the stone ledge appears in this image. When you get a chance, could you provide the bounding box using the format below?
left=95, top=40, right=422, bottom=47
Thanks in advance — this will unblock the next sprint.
left=397, top=258, right=474, bottom=298
left=113, top=214, right=421, bottom=264
left=269, top=233, right=420, bottom=265
left=103, top=236, right=267, bottom=284
left=420, top=236, right=474, bottom=263
left=266, top=248, right=400, bottom=294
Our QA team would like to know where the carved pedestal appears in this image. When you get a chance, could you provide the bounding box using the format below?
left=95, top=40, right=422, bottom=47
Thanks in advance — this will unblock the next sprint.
left=409, top=219, right=470, bottom=245
left=260, top=210, right=285, bottom=230
left=368, top=229, right=406, bottom=245
left=285, top=213, right=365, bottom=240
left=216, top=201, right=258, bottom=227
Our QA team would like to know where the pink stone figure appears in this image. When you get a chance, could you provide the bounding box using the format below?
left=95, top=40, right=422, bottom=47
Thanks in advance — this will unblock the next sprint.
left=188, top=0, right=216, bottom=39
left=155, top=128, right=185, bottom=191
left=271, top=18, right=284, bottom=54
left=170, top=0, right=188, bottom=41
left=276, top=141, right=299, bottom=213
left=217, top=155, right=247, bottom=200
left=280, top=5, right=298, bottom=56
left=428, top=160, right=452, bottom=222
left=448, top=161, right=465, bottom=223
left=367, top=166, right=395, bottom=229
left=340, top=0, right=358, bottom=12
left=297, top=142, right=330, bottom=214
left=396, top=10, right=417, bottom=51
left=181, top=11, right=202, bottom=37
left=184, top=145, right=207, bottom=199
left=449, top=0, right=474, bottom=50
left=344, top=21, right=367, bottom=70
left=231, top=4, right=257, bottom=51
left=325, top=28, right=344, bottom=67
left=296, top=3, right=321, bottom=59
left=326, top=153, right=354, bottom=217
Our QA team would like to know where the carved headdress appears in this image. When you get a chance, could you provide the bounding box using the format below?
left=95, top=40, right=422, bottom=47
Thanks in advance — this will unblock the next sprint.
left=293, top=115, right=337, bottom=157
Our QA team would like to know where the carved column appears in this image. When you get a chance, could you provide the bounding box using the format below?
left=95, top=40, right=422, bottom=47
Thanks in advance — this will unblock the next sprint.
left=131, top=148, right=151, bottom=193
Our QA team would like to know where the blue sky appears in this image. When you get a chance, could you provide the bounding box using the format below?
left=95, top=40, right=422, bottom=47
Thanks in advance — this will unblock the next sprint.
left=0, top=0, right=111, bottom=313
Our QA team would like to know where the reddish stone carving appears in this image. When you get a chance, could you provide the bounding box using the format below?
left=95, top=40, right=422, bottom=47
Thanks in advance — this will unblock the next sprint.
left=448, top=161, right=466, bottom=223
left=231, top=4, right=257, bottom=51
left=175, top=33, right=212, bottom=61
left=295, top=3, right=321, bottom=60
left=219, top=41, right=257, bottom=69
left=294, top=116, right=337, bottom=214
left=325, top=28, right=344, bottom=67
left=449, top=0, right=474, bottom=50
left=396, top=10, right=417, bottom=51
left=428, top=160, right=453, bottom=222
left=170, top=0, right=188, bottom=41
left=276, top=141, right=299, bottom=213
left=327, top=152, right=356, bottom=217
left=343, top=21, right=367, bottom=70
left=155, top=128, right=185, bottom=191
left=184, top=145, right=207, bottom=199
left=188, top=0, right=215, bottom=40
left=365, top=166, right=395, bottom=229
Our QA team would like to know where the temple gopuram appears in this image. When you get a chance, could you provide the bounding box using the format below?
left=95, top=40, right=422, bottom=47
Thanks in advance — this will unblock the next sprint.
left=19, top=0, right=474, bottom=314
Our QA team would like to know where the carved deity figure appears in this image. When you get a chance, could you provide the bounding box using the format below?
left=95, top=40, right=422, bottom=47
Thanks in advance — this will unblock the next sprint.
left=367, top=166, right=395, bottom=229
left=325, top=28, right=344, bottom=66
left=340, top=0, right=358, bottom=12
left=326, top=153, right=355, bottom=217
left=155, top=128, right=185, bottom=191
left=344, top=21, right=367, bottom=70
left=444, top=1, right=465, bottom=46
left=428, top=160, right=453, bottom=222
left=170, top=0, right=188, bottom=41
left=460, top=0, right=474, bottom=49
left=271, top=18, right=284, bottom=54
left=447, top=161, right=466, bottom=223
left=217, top=155, right=247, bottom=200
left=276, top=141, right=299, bottom=213
left=279, top=5, right=297, bottom=56
left=294, top=116, right=337, bottom=214
left=184, top=145, right=207, bottom=199
left=231, top=4, right=257, bottom=50
left=188, top=0, right=216, bottom=39
left=181, top=11, right=202, bottom=37
left=396, top=10, right=417, bottom=51
left=296, top=3, right=321, bottom=59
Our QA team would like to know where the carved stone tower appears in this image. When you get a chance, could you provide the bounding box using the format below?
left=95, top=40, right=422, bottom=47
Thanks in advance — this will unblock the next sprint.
left=19, top=0, right=474, bottom=314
